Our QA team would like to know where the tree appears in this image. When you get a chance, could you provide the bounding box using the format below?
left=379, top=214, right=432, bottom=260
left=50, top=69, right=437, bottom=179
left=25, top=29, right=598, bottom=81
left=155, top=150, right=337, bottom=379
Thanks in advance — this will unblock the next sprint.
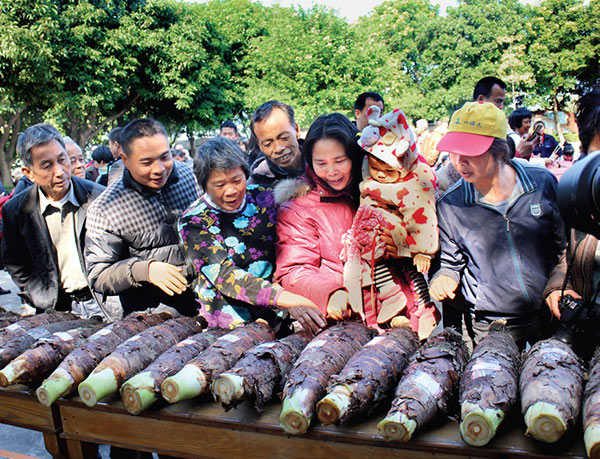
left=0, top=0, right=61, bottom=184
left=526, top=0, right=600, bottom=142
left=241, top=5, right=382, bottom=127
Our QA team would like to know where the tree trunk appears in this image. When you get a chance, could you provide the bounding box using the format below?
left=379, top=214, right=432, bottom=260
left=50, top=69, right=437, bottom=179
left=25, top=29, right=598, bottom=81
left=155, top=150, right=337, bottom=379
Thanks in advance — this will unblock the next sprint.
left=186, top=127, right=196, bottom=154
left=552, top=91, right=564, bottom=145
left=0, top=105, right=28, bottom=186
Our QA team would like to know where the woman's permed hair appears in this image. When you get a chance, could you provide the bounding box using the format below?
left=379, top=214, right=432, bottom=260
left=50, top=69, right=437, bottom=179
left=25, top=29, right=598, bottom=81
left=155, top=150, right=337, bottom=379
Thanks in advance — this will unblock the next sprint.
left=194, top=137, right=249, bottom=189
left=302, top=113, right=365, bottom=191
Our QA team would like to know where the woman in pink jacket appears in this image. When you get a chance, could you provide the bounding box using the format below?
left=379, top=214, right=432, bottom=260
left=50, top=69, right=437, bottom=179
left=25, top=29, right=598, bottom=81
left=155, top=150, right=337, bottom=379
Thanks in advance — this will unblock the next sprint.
left=274, top=113, right=367, bottom=320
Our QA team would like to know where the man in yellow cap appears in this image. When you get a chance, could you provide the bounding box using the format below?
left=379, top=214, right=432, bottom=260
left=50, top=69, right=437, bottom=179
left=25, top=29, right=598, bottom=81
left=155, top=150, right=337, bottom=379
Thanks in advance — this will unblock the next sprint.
left=429, top=101, right=565, bottom=349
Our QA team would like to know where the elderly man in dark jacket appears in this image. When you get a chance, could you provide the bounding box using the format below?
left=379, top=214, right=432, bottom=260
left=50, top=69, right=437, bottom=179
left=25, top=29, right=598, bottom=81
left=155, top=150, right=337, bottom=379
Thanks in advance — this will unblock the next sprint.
left=1, top=123, right=106, bottom=316
left=85, top=118, right=199, bottom=316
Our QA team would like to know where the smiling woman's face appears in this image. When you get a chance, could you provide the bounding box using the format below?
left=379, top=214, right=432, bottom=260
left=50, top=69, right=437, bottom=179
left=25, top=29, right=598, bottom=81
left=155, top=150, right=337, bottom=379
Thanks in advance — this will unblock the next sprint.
left=204, top=167, right=247, bottom=211
left=311, top=138, right=353, bottom=191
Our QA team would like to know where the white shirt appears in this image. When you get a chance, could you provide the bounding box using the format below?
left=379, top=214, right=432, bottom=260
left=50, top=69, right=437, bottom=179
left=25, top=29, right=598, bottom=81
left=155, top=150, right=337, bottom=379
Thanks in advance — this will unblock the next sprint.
left=39, top=184, right=89, bottom=293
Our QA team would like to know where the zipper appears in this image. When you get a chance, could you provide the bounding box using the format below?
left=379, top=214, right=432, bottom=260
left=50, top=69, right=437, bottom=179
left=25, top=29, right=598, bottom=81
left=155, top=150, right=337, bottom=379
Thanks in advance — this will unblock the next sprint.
left=503, top=214, right=531, bottom=303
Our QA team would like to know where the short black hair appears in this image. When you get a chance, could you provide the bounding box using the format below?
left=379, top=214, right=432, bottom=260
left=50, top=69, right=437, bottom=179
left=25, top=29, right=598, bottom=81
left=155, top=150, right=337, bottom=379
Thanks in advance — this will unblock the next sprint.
left=250, top=100, right=296, bottom=136
left=576, top=86, right=600, bottom=155
left=16, top=123, right=65, bottom=167
left=508, top=108, right=533, bottom=130
left=108, top=127, right=123, bottom=144
left=473, top=77, right=507, bottom=100
left=220, top=121, right=238, bottom=133
left=119, top=119, right=168, bottom=157
left=354, top=92, right=384, bottom=112
left=194, top=137, right=249, bottom=189
left=92, top=145, right=114, bottom=164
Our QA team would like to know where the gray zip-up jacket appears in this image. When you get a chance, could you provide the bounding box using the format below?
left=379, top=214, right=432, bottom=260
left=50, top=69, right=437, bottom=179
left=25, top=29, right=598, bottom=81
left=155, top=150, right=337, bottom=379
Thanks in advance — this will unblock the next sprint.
left=434, top=160, right=565, bottom=320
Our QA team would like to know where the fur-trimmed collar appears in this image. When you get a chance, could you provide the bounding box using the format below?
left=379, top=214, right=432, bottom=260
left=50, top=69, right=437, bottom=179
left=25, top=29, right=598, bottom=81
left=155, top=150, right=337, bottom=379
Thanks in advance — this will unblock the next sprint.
left=273, top=177, right=312, bottom=205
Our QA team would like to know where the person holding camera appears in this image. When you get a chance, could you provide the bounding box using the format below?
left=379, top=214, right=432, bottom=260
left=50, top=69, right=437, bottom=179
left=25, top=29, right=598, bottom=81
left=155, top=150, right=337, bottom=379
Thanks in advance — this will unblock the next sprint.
left=544, top=88, right=600, bottom=341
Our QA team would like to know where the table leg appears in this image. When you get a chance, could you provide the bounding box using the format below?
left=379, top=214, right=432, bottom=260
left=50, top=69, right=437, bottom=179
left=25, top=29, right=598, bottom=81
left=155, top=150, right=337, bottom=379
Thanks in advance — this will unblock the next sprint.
left=65, top=439, right=98, bottom=459
left=42, top=432, right=67, bottom=459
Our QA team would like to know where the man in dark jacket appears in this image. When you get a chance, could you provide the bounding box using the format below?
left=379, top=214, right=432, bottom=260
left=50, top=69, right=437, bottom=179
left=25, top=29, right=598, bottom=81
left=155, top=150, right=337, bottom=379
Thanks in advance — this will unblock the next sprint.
left=248, top=100, right=305, bottom=187
left=1, top=123, right=106, bottom=316
left=85, top=118, right=199, bottom=316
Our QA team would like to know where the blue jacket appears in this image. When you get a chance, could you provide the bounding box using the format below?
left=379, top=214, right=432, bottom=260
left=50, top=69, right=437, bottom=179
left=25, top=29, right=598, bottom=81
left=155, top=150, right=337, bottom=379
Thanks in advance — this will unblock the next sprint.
left=435, top=160, right=565, bottom=320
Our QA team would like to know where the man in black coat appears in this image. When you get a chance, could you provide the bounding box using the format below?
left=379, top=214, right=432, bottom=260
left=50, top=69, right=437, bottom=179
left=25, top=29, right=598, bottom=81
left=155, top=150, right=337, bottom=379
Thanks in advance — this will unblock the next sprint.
left=1, top=123, right=106, bottom=317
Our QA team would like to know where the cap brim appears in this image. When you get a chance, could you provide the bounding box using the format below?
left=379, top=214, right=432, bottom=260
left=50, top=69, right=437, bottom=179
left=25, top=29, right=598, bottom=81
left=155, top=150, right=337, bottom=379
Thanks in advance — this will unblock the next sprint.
left=436, top=132, right=494, bottom=157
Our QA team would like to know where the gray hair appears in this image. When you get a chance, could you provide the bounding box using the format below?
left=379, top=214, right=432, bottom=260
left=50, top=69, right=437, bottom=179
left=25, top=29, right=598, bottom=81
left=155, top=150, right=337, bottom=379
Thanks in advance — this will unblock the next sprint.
left=63, top=136, right=83, bottom=153
left=194, top=137, right=249, bottom=189
left=489, top=138, right=511, bottom=164
left=17, top=123, right=65, bottom=167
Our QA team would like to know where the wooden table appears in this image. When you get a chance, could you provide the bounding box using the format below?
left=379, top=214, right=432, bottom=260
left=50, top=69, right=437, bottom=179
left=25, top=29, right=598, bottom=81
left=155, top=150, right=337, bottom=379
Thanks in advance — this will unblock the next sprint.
left=57, top=395, right=587, bottom=459
left=0, top=386, right=66, bottom=458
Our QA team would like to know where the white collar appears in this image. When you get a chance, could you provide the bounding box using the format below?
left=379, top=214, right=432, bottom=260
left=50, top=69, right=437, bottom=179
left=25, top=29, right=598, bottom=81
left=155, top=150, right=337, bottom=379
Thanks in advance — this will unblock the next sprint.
left=38, top=182, right=78, bottom=214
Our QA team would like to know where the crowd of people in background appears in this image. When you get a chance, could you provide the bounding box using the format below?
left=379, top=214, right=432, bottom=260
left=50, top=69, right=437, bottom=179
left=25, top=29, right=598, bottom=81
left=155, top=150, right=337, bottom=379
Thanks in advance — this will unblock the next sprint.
left=1, top=77, right=600, bottom=361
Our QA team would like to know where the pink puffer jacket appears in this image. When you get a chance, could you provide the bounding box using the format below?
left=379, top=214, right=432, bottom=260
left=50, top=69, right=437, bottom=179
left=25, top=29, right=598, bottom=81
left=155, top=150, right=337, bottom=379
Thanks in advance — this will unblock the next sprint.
left=274, top=174, right=357, bottom=313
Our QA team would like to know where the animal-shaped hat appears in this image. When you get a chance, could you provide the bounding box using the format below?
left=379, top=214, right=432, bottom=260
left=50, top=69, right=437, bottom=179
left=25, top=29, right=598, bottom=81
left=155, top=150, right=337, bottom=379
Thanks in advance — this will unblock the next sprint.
left=358, top=106, right=417, bottom=171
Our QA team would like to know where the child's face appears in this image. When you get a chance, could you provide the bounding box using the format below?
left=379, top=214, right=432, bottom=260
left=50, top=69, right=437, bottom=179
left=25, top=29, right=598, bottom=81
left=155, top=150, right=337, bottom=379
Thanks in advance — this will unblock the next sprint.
left=368, top=155, right=400, bottom=183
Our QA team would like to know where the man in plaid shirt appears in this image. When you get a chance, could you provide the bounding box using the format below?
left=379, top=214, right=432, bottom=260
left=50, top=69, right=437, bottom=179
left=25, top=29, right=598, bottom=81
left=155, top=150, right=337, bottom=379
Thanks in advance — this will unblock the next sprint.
left=85, top=118, right=200, bottom=316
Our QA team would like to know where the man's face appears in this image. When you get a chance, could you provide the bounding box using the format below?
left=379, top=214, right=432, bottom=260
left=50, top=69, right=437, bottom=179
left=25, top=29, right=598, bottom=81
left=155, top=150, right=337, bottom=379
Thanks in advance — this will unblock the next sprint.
left=253, top=108, right=302, bottom=171
left=65, top=143, right=86, bottom=179
left=23, top=139, right=72, bottom=201
left=122, top=134, right=173, bottom=191
left=109, top=140, right=122, bottom=160
left=516, top=117, right=532, bottom=136
left=220, top=127, right=238, bottom=140
left=480, top=84, right=506, bottom=109
left=355, top=97, right=385, bottom=131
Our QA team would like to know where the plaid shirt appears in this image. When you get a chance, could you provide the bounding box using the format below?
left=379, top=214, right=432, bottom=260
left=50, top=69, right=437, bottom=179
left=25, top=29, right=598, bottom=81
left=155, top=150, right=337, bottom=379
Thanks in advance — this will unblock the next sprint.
left=87, top=162, right=198, bottom=235
left=85, top=161, right=199, bottom=299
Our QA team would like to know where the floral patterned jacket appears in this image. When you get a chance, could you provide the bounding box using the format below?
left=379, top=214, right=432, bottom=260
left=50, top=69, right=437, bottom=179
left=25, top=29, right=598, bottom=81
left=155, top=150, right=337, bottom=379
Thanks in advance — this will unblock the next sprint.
left=177, top=185, right=285, bottom=329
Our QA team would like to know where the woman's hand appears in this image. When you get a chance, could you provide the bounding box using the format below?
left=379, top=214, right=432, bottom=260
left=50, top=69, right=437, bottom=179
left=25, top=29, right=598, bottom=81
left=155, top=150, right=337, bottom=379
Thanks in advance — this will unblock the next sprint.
left=277, top=291, right=327, bottom=334
left=327, top=289, right=351, bottom=320
left=429, top=274, right=458, bottom=301
left=545, top=289, right=581, bottom=319
left=413, top=254, right=431, bottom=274
left=381, top=227, right=398, bottom=258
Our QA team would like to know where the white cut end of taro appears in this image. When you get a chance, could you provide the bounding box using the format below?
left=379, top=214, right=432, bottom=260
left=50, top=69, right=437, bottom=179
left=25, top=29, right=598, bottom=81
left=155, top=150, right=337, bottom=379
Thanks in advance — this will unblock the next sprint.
left=524, top=402, right=567, bottom=443
left=584, top=424, right=600, bottom=458
left=211, top=373, right=244, bottom=404
left=378, top=412, right=416, bottom=442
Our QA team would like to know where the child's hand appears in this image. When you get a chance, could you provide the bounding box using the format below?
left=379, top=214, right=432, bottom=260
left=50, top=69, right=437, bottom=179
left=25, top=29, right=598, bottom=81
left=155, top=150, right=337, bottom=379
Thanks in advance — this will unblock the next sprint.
left=429, top=275, right=459, bottom=301
left=413, top=254, right=431, bottom=273
left=327, top=290, right=351, bottom=321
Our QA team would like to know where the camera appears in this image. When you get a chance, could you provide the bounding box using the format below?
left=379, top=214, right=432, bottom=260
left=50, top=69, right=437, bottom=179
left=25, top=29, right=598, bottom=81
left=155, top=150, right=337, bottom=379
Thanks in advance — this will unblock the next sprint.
left=557, top=153, right=600, bottom=239
left=553, top=295, right=600, bottom=347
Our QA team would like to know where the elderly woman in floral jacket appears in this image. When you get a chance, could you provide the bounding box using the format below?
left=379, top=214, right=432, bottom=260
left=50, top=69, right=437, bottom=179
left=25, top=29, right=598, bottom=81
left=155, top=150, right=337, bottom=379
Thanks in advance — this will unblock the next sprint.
left=177, top=137, right=326, bottom=335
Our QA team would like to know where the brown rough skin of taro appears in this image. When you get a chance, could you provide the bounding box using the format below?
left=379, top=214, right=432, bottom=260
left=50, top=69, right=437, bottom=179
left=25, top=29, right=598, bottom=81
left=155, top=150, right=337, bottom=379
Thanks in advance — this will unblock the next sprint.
left=386, top=327, right=469, bottom=430
left=220, top=331, right=312, bottom=412
left=327, top=326, right=419, bottom=423
left=459, top=321, right=520, bottom=415
left=91, top=316, right=206, bottom=386
left=283, top=321, right=377, bottom=420
left=51, top=312, right=172, bottom=386
left=142, top=328, right=229, bottom=393
left=0, top=311, right=78, bottom=348
left=519, top=338, right=583, bottom=431
left=0, top=318, right=99, bottom=370
left=584, top=348, right=600, bottom=455
left=0, top=324, right=103, bottom=386
left=189, top=321, right=275, bottom=387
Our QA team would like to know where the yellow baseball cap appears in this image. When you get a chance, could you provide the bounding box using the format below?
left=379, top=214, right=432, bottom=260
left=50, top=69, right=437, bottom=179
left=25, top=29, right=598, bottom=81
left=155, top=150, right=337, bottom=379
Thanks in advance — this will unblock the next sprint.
left=437, top=101, right=508, bottom=156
